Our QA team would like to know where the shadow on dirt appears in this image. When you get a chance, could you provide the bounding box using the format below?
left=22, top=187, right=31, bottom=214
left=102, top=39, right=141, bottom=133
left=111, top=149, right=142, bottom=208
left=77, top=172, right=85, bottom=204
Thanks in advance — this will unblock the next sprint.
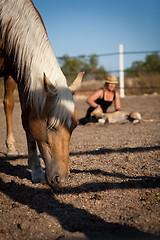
left=60, top=175, right=160, bottom=195
left=0, top=152, right=28, bottom=160
left=70, top=145, right=160, bottom=156
left=0, top=156, right=159, bottom=240
left=0, top=154, right=31, bottom=180
left=0, top=177, right=159, bottom=240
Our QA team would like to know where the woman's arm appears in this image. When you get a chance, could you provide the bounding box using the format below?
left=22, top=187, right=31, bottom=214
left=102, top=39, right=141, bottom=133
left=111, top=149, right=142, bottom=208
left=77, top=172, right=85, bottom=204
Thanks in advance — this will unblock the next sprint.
left=86, top=89, right=103, bottom=109
left=114, top=91, right=122, bottom=111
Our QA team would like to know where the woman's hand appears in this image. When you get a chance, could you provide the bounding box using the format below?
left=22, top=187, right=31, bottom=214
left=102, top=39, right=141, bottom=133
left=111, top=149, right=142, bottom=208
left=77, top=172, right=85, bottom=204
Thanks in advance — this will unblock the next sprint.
left=96, top=104, right=103, bottom=113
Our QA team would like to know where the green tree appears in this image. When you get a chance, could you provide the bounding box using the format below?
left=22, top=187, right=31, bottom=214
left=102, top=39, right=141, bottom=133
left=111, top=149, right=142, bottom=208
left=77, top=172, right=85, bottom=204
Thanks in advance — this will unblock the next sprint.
left=94, top=66, right=107, bottom=80
left=125, top=53, right=160, bottom=95
left=144, top=53, right=160, bottom=72
left=89, top=55, right=98, bottom=71
left=59, top=54, right=108, bottom=82
left=125, top=53, right=160, bottom=76
left=125, top=61, right=144, bottom=76
left=59, top=55, right=84, bottom=83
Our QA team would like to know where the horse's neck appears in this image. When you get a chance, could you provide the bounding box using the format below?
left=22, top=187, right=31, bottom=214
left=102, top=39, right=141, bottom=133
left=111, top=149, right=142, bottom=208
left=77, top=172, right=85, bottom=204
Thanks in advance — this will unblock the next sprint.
left=0, top=0, right=65, bottom=88
left=0, top=0, right=75, bottom=129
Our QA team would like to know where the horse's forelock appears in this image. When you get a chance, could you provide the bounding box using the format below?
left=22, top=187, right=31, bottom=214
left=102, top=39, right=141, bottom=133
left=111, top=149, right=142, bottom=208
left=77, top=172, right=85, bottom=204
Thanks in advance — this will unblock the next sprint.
left=46, top=86, right=75, bottom=129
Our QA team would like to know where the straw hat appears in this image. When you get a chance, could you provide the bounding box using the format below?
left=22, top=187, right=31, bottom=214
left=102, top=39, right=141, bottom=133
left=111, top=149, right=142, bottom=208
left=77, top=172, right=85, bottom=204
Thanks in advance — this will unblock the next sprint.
left=106, top=75, right=118, bottom=84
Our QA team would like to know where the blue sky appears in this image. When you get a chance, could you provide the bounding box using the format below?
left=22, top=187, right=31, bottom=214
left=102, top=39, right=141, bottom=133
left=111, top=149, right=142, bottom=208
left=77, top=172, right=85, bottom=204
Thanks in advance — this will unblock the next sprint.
left=32, top=0, right=160, bottom=74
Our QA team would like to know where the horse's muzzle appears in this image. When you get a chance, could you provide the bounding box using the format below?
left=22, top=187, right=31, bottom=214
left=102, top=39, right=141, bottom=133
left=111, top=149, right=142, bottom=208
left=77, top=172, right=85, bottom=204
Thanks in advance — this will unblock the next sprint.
left=47, top=174, right=65, bottom=188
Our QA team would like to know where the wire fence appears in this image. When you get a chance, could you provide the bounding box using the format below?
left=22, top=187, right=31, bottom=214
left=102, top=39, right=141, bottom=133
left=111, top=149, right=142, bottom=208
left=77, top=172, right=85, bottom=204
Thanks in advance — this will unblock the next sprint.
left=57, top=50, right=160, bottom=59
left=57, top=50, right=160, bottom=95
left=58, top=50, right=160, bottom=75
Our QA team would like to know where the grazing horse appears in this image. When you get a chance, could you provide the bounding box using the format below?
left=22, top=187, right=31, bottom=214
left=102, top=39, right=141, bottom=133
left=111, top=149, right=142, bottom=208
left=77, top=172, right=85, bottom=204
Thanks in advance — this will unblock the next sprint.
left=0, top=0, right=84, bottom=187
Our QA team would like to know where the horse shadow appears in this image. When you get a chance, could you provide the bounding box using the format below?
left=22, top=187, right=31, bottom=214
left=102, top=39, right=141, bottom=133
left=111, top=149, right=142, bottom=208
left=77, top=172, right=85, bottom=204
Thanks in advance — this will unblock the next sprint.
left=0, top=155, right=160, bottom=239
left=69, top=145, right=160, bottom=156
left=0, top=153, right=31, bottom=180
left=0, top=177, right=159, bottom=240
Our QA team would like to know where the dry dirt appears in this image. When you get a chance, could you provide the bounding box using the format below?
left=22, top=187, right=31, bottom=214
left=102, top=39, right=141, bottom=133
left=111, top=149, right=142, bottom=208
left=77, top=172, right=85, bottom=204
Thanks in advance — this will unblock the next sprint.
left=0, top=93, right=160, bottom=240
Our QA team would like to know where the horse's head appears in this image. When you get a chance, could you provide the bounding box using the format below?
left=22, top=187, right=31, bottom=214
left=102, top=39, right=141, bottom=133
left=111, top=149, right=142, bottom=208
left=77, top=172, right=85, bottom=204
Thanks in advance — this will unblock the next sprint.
left=29, top=72, right=84, bottom=188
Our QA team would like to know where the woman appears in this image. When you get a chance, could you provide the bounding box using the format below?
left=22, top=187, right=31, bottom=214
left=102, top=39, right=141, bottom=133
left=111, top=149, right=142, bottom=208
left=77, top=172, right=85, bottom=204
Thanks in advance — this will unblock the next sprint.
left=79, top=75, right=121, bottom=124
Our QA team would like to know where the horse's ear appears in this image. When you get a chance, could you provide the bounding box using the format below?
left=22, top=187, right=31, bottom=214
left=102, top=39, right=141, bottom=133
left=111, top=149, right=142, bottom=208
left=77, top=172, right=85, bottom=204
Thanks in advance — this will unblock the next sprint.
left=69, top=72, right=84, bottom=94
left=44, top=73, right=56, bottom=94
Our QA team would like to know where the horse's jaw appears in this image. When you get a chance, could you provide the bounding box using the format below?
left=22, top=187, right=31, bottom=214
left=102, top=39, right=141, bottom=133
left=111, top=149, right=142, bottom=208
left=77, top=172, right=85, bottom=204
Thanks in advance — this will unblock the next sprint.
left=37, top=138, right=70, bottom=188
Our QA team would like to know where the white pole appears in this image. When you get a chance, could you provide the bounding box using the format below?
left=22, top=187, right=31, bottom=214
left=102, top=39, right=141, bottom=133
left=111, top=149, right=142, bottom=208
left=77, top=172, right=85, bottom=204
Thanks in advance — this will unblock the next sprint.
left=119, top=44, right=125, bottom=98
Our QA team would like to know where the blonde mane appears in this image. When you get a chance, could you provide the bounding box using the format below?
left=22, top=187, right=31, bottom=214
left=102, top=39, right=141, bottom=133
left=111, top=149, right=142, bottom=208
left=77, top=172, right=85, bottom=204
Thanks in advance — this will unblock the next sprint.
left=0, top=0, right=75, bottom=127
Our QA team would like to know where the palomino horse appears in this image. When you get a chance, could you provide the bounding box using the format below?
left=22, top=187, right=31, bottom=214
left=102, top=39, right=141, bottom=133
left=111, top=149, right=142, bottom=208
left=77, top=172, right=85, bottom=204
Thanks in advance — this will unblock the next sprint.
left=0, top=0, right=84, bottom=187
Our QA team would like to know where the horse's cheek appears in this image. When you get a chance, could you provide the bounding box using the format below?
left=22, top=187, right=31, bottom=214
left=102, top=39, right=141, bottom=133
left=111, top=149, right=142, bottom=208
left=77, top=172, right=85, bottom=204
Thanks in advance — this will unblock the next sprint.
left=29, top=119, right=46, bottom=141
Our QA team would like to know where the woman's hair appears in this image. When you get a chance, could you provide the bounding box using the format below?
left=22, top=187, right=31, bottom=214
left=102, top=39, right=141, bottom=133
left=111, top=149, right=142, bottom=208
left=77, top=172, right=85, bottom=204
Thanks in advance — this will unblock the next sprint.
left=104, top=82, right=109, bottom=89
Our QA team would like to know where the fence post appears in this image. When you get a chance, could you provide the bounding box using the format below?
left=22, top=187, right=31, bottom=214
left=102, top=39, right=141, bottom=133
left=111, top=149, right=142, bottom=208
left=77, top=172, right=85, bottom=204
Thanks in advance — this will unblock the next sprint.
left=119, top=44, right=125, bottom=98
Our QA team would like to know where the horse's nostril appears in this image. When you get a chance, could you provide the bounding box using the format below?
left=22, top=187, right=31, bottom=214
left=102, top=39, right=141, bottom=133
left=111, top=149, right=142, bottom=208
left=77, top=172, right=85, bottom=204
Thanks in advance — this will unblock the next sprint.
left=55, top=175, right=60, bottom=184
left=50, top=175, right=60, bottom=186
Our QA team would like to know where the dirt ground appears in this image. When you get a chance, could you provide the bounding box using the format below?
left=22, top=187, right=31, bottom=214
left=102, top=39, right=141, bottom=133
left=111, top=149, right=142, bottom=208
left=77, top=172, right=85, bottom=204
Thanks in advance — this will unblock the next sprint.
left=0, top=93, right=160, bottom=240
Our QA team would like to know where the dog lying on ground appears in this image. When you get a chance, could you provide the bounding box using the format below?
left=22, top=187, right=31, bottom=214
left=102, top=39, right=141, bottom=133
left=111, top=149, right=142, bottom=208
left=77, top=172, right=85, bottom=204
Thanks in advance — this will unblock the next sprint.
left=90, top=108, right=142, bottom=124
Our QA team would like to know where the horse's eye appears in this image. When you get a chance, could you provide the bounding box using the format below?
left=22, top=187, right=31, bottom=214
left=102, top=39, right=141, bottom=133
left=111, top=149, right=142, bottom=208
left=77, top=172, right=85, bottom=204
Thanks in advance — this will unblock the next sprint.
left=46, top=120, right=57, bottom=131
